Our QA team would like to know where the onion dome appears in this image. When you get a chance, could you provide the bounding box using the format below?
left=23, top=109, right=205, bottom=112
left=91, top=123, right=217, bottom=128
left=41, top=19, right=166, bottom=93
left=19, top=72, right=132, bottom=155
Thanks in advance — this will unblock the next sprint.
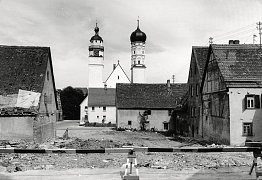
left=90, top=23, right=103, bottom=42
left=130, top=19, right=147, bottom=43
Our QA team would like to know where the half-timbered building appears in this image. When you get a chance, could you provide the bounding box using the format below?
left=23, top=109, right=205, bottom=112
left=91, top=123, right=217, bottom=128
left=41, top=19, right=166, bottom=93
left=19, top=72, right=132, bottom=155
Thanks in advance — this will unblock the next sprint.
left=201, top=42, right=262, bottom=145
left=187, top=46, right=208, bottom=137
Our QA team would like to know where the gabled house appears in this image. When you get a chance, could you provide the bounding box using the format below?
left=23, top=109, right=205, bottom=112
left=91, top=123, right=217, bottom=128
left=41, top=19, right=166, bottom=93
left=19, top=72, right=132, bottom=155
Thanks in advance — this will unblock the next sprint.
left=104, top=61, right=131, bottom=88
left=187, top=46, right=209, bottom=137
left=87, top=88, right=116, bottom=125
left=201, top=42, right=262, bottom=145
left=116, top=82, right=188, bottom=131
left=80, top=61, right=130, bottom=125
left=0, top=45, right=57, bottom=142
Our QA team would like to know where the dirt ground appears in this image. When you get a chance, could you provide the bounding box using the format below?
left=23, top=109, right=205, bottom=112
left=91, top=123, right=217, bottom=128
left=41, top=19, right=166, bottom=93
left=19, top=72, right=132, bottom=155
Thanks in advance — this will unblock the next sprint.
left=0, top=120, right=258, bottom=179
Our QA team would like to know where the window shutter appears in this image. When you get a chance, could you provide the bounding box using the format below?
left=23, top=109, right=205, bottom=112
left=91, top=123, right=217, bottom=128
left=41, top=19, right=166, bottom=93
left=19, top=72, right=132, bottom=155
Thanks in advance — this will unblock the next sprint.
left=243, top=96, right=247, bottom=111
left=255, top=95, right=260, bottom=108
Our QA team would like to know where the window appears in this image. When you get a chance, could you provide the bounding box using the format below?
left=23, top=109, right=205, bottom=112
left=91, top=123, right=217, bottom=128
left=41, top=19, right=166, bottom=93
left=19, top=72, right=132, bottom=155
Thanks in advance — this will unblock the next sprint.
left=191, top=85, right=194, bottom=97
left=138, top=60, right=140, bottom=64
left=244, top=95, right=260, bottom=109
left=196, top=84, right=199, bottom=96
left=168, top=109, right=172, bottom=116
left=128, top=121, right=132, bottom=125
left=118, top=76, right=119, bottom=80
left=163, top=122, right=169, bottom=130
left=191, top=107, right=194, bottom=117
left=47, top=71, right=49, bottom=81
left=92, top=107, right=95, bottom=111
left=97, top=116, right=99, bottom=119
left=134, top=51, right=135, bottom=54
left=103, top=106, right=106, bottom=111
left=85, top=106, right=88, bottom=109
left=243, top=123, right=253, bottom=136
left=143, top=110, right=151, bottom=116
left=247, top=96, right=255, bottom=108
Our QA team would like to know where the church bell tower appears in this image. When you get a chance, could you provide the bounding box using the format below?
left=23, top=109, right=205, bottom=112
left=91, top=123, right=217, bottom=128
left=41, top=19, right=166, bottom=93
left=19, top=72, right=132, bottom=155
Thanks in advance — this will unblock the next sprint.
left=88, top=23, right=104, bottom=88
left=130, top=19, right=147, bottom=83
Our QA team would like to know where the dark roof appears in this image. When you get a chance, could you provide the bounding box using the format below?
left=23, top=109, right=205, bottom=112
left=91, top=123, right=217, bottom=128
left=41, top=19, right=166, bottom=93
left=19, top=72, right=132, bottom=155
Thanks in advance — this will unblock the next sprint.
left=0, top=45, right=57, bottom=114
left=211, top=44, right=262, bottom=86
left=116, top=83, right=188, bottom=109
left=192, top=46, right=209, bottom=78
left=90, top=26, right=103, bottom=42
left=88, top=88, right=115, bottom=106
left=130, top=27, right=147, bottom=43
left=0, top=45, right=51, bottom=94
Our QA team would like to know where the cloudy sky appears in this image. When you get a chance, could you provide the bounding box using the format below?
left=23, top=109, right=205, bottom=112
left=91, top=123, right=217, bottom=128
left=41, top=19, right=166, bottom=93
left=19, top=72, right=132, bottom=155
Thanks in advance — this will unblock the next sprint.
left=0, top=0, right=262, bottom=89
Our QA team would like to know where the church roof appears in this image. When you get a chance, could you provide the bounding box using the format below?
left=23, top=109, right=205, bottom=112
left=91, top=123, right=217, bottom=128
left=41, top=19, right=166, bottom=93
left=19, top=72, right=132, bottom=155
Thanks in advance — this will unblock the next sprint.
left=90, top=24, right=103, bottom=42
left=88, top=88, right=115, bottom=106
left=104, top=61, right=130, bottom=83
left=130, top=20, right=146, bottom=43
left=116, top=83, right=188, bottom=109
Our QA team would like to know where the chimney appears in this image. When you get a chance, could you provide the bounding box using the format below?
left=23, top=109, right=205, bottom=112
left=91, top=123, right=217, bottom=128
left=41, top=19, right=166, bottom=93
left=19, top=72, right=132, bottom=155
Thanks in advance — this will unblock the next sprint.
left=229, top=40, right=234, bottom=44
left=113, top=64, right=116, bottom=70
left=167, top=80, right=170, bottom=89
left=229, top=40, right=240, bottom=44
left=234, top=40, right=240, bottom=44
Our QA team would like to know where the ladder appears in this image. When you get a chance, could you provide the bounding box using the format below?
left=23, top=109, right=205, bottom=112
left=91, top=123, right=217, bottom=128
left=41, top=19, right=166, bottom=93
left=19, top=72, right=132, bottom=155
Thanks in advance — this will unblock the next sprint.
left=121, top=150, right=139, bottom=180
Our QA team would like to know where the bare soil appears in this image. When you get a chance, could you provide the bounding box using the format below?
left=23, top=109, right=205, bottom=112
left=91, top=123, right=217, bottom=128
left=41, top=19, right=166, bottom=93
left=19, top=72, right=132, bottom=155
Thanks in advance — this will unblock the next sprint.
left=0, top=124, right=255, bottom=174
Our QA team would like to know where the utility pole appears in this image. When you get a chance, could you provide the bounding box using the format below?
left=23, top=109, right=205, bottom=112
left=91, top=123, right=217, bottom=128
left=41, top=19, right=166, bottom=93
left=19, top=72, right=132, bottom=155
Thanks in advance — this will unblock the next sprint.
left=209, top=37, right=213, bottom=45
left=257, top=21, right=262, bottom=49
left=172, top=75, right=175, bottom=84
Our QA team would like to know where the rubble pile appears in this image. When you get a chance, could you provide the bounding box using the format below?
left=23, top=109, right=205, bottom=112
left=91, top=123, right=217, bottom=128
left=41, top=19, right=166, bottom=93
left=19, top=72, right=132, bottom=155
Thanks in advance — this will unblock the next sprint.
left=0, top=134, right=254, bottom=173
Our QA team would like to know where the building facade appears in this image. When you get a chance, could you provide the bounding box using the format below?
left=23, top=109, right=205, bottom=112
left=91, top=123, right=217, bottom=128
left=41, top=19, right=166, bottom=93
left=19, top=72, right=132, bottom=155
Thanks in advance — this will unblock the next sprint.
left=0, top=46, right=57, bottom=143
left=87, top=88, right=116, bottom=125
left=187, top=46, right=208, bottom=137
left=201, top=43, right=262, bottom=145
left=116, top=82, right=188, bottom=131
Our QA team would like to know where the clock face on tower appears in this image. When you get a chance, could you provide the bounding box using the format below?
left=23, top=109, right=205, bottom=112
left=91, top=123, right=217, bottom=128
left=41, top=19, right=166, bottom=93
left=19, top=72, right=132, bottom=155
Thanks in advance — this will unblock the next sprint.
left=94, top=50, right=99, bottom=56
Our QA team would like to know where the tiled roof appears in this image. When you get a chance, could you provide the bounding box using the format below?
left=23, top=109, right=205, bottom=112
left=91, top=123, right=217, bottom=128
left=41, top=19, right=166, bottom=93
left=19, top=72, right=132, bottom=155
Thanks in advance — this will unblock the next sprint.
left=88, top=88, right=115, bottom=106
left=0, top=45, right=50, bottom=95
left=192, top=46, right=209, bottom=78
left=211, top=44, right=262, bottom=84
left=116, top=83, right=188, bottom=109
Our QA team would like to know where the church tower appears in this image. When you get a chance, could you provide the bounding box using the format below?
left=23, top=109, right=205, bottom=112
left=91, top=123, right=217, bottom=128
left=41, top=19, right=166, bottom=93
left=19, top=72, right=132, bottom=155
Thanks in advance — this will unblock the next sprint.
left=130, top=19, right=147, bottom=83
left=88, top=23, right=104, bottom=88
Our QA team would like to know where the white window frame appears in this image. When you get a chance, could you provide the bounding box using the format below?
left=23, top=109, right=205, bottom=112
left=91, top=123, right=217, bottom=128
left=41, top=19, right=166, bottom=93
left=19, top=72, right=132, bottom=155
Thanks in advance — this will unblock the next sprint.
left=243, top=122, right=253, bottom=136
left=247, top=97, right=255, bottom=109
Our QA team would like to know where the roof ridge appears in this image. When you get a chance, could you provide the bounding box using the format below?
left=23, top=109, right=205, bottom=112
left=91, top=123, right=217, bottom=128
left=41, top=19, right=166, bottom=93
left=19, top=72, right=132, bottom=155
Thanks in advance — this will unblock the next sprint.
left=0, top=45, right=50, bottom=49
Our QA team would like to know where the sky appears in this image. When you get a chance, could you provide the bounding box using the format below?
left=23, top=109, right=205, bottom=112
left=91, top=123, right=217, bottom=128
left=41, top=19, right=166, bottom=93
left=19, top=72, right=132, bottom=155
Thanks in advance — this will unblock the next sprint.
left=0, top=0, right=262, bottom=89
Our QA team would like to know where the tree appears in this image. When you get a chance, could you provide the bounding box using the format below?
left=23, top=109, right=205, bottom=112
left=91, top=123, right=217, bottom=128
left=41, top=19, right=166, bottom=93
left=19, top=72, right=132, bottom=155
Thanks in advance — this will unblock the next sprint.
left=60, top=86, right=86, bottom=120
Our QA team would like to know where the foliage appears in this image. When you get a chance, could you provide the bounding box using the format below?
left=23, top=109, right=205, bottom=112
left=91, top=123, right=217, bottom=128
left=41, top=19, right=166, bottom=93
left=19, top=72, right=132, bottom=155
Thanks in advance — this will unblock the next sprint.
left=60, top=86, right=87, bottom=120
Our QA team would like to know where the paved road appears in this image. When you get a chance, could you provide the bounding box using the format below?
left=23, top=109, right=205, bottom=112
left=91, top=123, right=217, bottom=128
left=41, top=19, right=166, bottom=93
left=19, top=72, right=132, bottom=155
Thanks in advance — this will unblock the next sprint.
left=0, top=167, right=256, bottom=180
